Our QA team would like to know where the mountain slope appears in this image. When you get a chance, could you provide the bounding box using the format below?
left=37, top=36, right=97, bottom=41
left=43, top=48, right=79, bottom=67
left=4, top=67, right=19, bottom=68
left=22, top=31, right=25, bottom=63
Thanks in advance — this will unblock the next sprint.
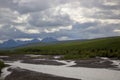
left=19, top=36, right=120, bottom=49
left=41, top=37, right=58, bottom=43
left=14, top=36, right=120, bottom=59
left=1, top=36, right=120, bottom=59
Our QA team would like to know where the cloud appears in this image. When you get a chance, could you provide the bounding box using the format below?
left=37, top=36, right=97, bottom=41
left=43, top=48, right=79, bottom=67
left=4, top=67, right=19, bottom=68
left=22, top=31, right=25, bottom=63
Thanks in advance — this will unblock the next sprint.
left=13, top=14, right=30, bottom=23
left=57, top=36, right=71, bottom=41
left=0, top=0, right=55, bottom=14
left=44, top=25, right=72, bottom=33
left=0, top=0, right=120, bottom=41
left=15, top=38, right=33, bottom=41
left=15, top=26, right=40, bottom=34
left=28, top=10, right=72, bottom=27
left=113, top=29, right=120, bottom=33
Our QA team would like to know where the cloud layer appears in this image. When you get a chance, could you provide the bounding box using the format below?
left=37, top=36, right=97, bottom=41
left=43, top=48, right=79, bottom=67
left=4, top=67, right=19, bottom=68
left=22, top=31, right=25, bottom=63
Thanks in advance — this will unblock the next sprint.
left=0, top=0, right=120, bottom=41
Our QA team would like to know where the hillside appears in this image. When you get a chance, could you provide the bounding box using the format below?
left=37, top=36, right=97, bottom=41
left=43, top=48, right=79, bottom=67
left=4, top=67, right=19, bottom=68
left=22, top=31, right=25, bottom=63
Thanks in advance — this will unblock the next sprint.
left=0, top=36, right=120, bottom=59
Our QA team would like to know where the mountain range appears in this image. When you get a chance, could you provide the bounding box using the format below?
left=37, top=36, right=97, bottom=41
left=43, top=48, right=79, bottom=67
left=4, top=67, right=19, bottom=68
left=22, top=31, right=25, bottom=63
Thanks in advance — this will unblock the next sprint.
left=0, top=37, right=58, bottom=49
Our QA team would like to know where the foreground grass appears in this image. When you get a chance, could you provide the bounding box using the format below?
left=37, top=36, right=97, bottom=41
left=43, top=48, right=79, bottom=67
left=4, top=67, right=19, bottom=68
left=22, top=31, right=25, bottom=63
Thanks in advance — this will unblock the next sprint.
left=0, top=36, right=120, bottom=59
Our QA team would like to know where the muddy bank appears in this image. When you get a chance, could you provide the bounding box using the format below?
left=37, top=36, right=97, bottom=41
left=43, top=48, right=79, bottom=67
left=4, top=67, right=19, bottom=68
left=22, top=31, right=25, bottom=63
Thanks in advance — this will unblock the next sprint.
left=73, top=58, right=116, bottom=68
left=5, top=68, right=80, bottom=80
left=0, top=54, right=62, bottom=61
left=22, top=59, right=65, bottom=65
left=0, top=55, right=65, bottom=66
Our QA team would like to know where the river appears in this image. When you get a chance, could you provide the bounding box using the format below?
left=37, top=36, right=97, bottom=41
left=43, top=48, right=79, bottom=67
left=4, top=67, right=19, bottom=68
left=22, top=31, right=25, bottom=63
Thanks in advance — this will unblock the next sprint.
left=2, top=59, right=120, bottom=80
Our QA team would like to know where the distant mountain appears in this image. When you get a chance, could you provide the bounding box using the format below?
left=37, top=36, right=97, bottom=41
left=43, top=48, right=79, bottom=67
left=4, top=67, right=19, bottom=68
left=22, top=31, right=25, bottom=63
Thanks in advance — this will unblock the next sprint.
left=41, top=37, right=58, bottom=43
left=30, top=38, right=40, bottom=43
left=0, top=37, right=59, bottom=49
left=0, top=38, right=41, bottom=49
left=0, top=39, right=19, bottom=48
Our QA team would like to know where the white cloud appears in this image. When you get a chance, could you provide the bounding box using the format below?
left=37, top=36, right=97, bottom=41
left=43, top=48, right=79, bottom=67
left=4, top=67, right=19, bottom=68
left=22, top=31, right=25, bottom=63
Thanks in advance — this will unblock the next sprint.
left=0, top=40, right=3, bottom=43
left=58, top=36, right=71, bottom=41
left=85, top=26, right=96, bottom=30
left=113, top=29, right=120, bottom=33
left=44, top=25, right=72, bottom=33
left=103, top=0, right=118, bottom=6
left=15, top=38, right=33, bottom=41
left=0, top=24, right=3, bottom=29
left=15, top=26, right=40, bottom=34
left=53, top=1, right=120, bottom=25
left=13, top=14, right=30, bottom=23
left=27, top=29, right=40, bottom=34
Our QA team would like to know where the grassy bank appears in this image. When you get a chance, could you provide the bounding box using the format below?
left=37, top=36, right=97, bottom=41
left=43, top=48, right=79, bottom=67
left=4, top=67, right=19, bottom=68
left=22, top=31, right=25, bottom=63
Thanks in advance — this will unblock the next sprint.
left=0, top=61, right=5, bottom=73
left=0, top=36, right=120, bottom=59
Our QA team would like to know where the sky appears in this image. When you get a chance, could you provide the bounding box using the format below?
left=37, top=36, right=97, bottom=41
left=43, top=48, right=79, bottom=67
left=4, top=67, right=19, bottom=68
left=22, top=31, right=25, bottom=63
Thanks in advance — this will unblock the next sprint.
left=0, top=0, right=120, bottom=42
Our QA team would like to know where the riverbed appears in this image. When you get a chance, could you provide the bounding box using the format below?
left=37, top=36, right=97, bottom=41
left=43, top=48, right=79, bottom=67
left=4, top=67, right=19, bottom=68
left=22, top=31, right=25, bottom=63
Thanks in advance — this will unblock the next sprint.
left=0, top=55, right=120, bottom=80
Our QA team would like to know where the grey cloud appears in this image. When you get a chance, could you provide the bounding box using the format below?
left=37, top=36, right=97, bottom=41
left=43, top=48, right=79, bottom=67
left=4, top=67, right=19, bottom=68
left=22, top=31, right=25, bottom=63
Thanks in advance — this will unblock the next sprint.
left=82, top=23, right=120, bottom=37
left=0, top=0, right=120, bottom=41
left=0, top=24, right=41, bottom=40
left=93, top=10, right=120, bottom=19
left=85, top=8, right=120, bottom=20
left=73, top=22, right=99, bottom=29
left=0, top=0, right=73, bottom=14
left=16, top=0, right=54, bottom=14
left=78, top=0, right=120, bottom=20
left=28, top=11, right=72, bottom=27
left=79, top=0, right=120, bottom=9
left=0, top=0, right=53, bottom=14
left=0, top=8, right=17, bottom=24
left=0, top=0, right=16, bottom=8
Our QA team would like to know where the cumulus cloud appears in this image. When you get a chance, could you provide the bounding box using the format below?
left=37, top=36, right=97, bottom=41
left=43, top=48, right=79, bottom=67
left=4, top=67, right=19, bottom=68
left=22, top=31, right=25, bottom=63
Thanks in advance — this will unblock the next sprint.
left=0, top=0, right=120, bottom=41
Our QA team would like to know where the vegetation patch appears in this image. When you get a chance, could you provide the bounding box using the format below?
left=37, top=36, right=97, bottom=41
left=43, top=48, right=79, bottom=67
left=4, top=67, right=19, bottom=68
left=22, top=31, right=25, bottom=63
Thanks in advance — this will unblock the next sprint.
left=0, top=61, right=5, bottom=73
left=0, top=36, right=120, bottom=59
